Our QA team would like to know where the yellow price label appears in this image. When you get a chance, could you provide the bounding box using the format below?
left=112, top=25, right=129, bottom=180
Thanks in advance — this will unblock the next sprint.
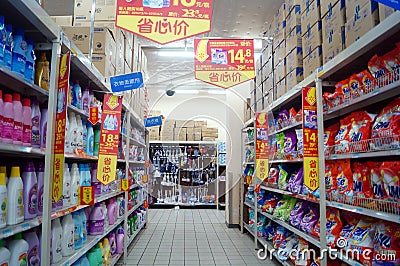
left=121, top=180, right=129, bottom=191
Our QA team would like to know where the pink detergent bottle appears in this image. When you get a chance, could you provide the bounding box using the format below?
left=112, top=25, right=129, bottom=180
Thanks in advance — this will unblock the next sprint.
left=106, top=198, right=117, bottom=225
left=12, top=93, right=23, bottom=145
left=2, top=94, right=14, bottom=144
left=89, top=203, right=104, bottom=236
left=116, top=228, right=124, bottom=254
left=0, top=89, right=4, bottom=143
left=22, top=98, right=32, bottom=146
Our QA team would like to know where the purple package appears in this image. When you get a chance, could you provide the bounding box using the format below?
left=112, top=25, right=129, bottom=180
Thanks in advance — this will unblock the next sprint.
left=287, top=167, right=304, bottom=194
left=288, top=200, right=309, bottom=228
left=284, top=131, right=297, bottom=155
left=299, top=206, right=319, bottom=233
left=279, top=110, right=290, bottom=123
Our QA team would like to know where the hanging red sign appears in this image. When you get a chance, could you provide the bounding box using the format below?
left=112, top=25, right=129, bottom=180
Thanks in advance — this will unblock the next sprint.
left=255, top=113, right=269, bottom=181
left=116, top=0, right=213, bottom=45
left=79, top=186, right=94, bottom=205
left=194, top=39, right=255, bottom=89
left=88, top=106, right=99, bottom=125
left=96, top=94, right=123, bottom=185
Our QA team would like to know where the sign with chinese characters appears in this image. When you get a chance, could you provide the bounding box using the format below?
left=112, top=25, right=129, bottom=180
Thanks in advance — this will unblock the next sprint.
left=97, top=94, right=123, bottom=185
left=88, top=107, right=99, bottom=125
left=302, top=87, right=319, bottom=192
left=144, top=116, right=163, bottom=127
left=110, top=72, right=144, bottom=92
left=116, top=0, right=213, bottom=45
left=121, top=179, right=129, bottom=192
left=255, top=113, right=269, bottom=181
left=194, top=39, right=255, bottom=89
left=53, top=52, right=70, bottom=203
left=79, top=186, right=94, bottom=205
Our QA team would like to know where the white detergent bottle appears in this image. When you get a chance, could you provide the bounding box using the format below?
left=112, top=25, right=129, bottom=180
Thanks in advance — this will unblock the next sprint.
left=0, top=239, right=11, bottom=266
left=51, top=218, right=62, bottom=263
left=8, top=233, right=28, bottom=266
left=0, top=173, right=7, bottom=228
left=76, top=115, right=83, bottom=150
left=7, top=166, right=24, bottom=225
left=65, top=114, right=70, bottom=153
left=63, top=163, right=71, bottom=207
left=70, top=164, right=80, bottom=206
left=61, top=214, right=75, bottom=256
left=68, top=113, right=78, bottom=152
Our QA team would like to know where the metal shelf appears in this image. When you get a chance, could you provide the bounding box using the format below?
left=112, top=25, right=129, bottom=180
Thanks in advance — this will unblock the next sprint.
left=260, top=185, right=319, bottom=204
left=326, top=149, right=400, bottom=160
left=130, top=183, right=140, bottom=190
left=117, top=158, right=126, bottom=163
left=68, top=105, right=89, bottom=118
left=245, top=140, right=255, bottom=145
left=269, top=120, right=303, bottom=136
left=127, top=222, right=146, bottom=247
left=152, top=202, right=217, bottom=207
left=129, top=160, right=146, bottom=165
left=0, top=216, right=42, bottom=240
left=243, top=118, right=255, bottom=128
left=59, top=217, right=125, bottom=266
left=64, top=153, right=98, bottom=161
left=243, top=223, right=256, bottom=237
left=269, top=158, right=303, bottom=163
left=110, top=253, right=123, bottom=266
left=244, top=200, right=254, bottom=208
left=0, top=143, right=45, bottom=157
left=0, top=67, right=49, bottom=97
left=127, top=201, right=144, bottom=216
left=326, top=201, right=400, bottom=224
left=243, top=162, right=255, bottom=165
left=257, top=209, right=321, bottom=248
left=121, top=133, right=146, bottom=147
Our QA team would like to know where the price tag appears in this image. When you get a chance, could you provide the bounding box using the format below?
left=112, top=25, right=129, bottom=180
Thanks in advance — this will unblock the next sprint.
left=121, top=180, right=129, bottom=191
left=142, top=174, right=148, bottom=183
left=79, top=186, right=94, bottom=205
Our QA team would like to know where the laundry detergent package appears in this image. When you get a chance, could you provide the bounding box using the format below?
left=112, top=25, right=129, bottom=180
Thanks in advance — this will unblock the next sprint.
left=288, top=200, right=309, bottom=229
left=348, top=219, right=377, bottom=266
left=262, top=193, right=281, bottom=214
left=284, top=131, right=297, bottom=158
left=371, top=98, right=400, bottom=150
left=339, top=214, right=360, bottom=249
left=352, top=162, right=374, bottom=199
left=277, top=236, right=299, bottom=262
left=296, top=129, right=303, bottom=156
left=324, top=123, right=339, bottom=155
left=268, top=165, right=279, bottom=187
left=278, top=165, right=290, bottom=190
left=257, top=190, right=266, bottom=205
left=276, top=132, right=285, bottom=158
left=335, top=78, right=351, bottom=104
left=336, top=159, right=354, bottom=198
left=380, top=161, right=400, bottom=201
left=372, top=221, right=400, bottom=266
left=311, top=208, right=343, bottom=248
left=273, top=196, right=297, bottom=221
left=368, top=161, right=387, bottom=200
left=349, top=73, right=364, bottom=98
left=273, top=225, right=291, bottom=249
left=368, top=54, right=390, bottom=86
left=356, top=70, right=376, bottom=94
left=277, top=109, right=290, bottom=128
left=294, top=238, right=309, bottom=266
left=381, top=45, right=400, bottom=81
left=325, top=160, right=338, bottom=195
left=264, top=220, right=275, bottom=241
left=287, top=167, right=304, bottom=194
left=299, top=206, right=319, bottom=233
left=257, top=216, right=267, bottom=237
left=304, top=109, right=317, bottom=130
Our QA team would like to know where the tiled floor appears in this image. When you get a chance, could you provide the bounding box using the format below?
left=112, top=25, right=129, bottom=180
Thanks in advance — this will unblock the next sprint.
left=125, top=208, right=279, bottom=265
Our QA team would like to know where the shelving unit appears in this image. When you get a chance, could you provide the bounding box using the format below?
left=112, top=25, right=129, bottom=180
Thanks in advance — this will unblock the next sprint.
left=0, top=1, right=149, bottom=265
left=217, top=142, right=227, bottom=209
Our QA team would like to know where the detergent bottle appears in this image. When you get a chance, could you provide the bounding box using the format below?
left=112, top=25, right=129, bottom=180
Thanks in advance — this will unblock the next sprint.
left=0, top=173, right=7, bottom=228
left=36, top=162, right=44, bottom=215
left=72, top=211, right=83, bottom=250
left=12, top=93, right=23, bottom=145
left=0, top=239, right=11, bottom=266
left=8, top=233, right=28, bottom=266
left=22, top=162, right=37, bottom=219
left=22, top=98, right=32, bottom=146
left=3, top=24, right=13, bottom=69
left=30, top=97, right=41, bottom=148
left=7, top=166, right=24, bottom=225
left=24, top=230, right=40, bottom=266
left=89, top=203, right=104, bottom=235
left=61, top=213, right=74, bottom=256
left=63, top=163, right=71, bottom=207
left=51, top=218, right=63, bottom=263
left=11, top=28, right=27, bottom=77
left=24, top=38, right=35, bottom=83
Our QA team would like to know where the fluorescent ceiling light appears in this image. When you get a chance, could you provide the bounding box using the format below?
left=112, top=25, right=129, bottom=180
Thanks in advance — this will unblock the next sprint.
left=175, top=90, right=199, bottom=94
left=208, top=90, right=226, bottom=95
left=158, top=51, right=194, bottom=57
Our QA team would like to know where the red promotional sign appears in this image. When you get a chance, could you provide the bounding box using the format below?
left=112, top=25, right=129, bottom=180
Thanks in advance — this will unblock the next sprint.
left=194, top=39, right=255, bottom=89
left=255, top=113, right=269, bottom=181
left=53, top=52, right=71, bottom=203
left=96, top=94, right=123, bottom=185
left=116, top=0, right=213, bottom=44
left=88, top=106, right=99, bottom=125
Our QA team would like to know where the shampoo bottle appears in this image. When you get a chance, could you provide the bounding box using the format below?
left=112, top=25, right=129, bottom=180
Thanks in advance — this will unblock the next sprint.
left=22, top=98, right=32, bottom=146
left=24, top=38, right=35, bottom=83
left=61, top=214, right=75, bottom=256
left=51, top=218, right=63, bottom=263
left=11, top=28, right=27, bottom=77
left=7, top=166, right=24, bottom=225
left=40, top=103, right=48, bottom=148
left=3, top=24, right=13, bottom=70
left=36, top=162, right=44, bottom=215
left=22, top=162, right=37, bottom=219
left=12, top=93, right=23, bottom=145
left=0, top=239, right=10, bottom=266
left=63, top=163, right=71, bottom=207
left=8, top=233, right=28, bottom=266
left=0, top=173, right=7, bottom=228
left=30, top=97, right=41, bottom=148
left=24, top=230, right=40, bottom=266
left=2, top=94, right=13, bottom=144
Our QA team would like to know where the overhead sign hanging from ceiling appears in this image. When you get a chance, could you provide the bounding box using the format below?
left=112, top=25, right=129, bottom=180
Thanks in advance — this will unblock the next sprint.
left=116, top=0, right=213, bottom=44
left=194, top=39, right=256, bottom=89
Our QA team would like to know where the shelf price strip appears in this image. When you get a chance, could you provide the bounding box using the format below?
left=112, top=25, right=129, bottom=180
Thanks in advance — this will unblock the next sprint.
left=255, top=112, right=269, bottom=182
left=97, top=94, right=123, bottom=185
left=53, top=52, right=71, bottom=204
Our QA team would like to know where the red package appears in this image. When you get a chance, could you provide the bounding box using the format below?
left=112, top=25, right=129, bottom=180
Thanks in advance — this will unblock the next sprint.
left=311, top=207, right=342, bottom=247
left=349, top=73, right=363, bottom=98
left=368, top=54, right=390, bottom=86
left=382, top=46, right=400, bottom=82
left=348, top=219, right=377, bottom=266
left=289, top=107, right=297, bottom=122
left=371, top=97, right=400, bottom=140
left=336, top=159, right=353, bottom=197
left=367, top=161, right=386, bottom=200
left=324, top=123, right=339, bottom=154
left=325, top=160, right=338, bottom=194
left=380, top=161, right=400, bottom=201
left=356, top=70, right=376, bottom=95
left=268, top=165, right=279, bottom=186
left=373, top=221, right=400, bottom=266
left=335, top=79, right=351, bottom=103
left=352, top=162, right=374, bottom=199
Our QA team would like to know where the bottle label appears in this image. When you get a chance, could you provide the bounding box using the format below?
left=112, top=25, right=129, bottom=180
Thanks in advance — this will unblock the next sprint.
left=23, top=124, right=32, bottom=144
left=0, top=115, right=3, bottom=135
left=25, top=61, right=34, bottom=82
left=31, top=115, right=40, bottom=147
left=18, top=252, right=27, bottom=266
left=17, top=189, right=23, bottom=218
left=13, top=121, right=23, bottom=142
left=28, top=184, right=38, bottom=215
left=83, top=98, right=89, bottom=113
left=89, top=219, right=104, bottom=234
left=37, top=186, right=43, bottom=213
left=27, top=245, right=40, bottom=266
left=0, top=192, right=7, bottom=225
left=4, top=46, right=12, bottom=68
left=2, top=117, right=14, bottom=140
left=11, top=52, right=26, bottom=76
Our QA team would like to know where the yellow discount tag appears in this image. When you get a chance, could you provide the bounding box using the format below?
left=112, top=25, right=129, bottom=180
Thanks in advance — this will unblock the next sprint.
left=255, top=159, right=269, bottom=182
left=304, top=157, right=319, bottom=192
left=121, top=180, right=129, bottom=192
left=80, top=186, right=94, bottom=205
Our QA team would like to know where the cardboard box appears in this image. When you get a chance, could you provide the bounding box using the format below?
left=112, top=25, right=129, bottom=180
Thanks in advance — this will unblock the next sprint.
left=72, top=20, right=116, bottom=37
left=195, top=121, right=207, bottom=127
left=345, top=0, right=370, bottom=21
left=51, top=16, right=73, bottom=27
left=262, top=61, right=273, bottom=81
left=174, top=120, right=185, bottom=129
left=274, top=59, right=286, bottom=83
left=321, top=2, right=345, bottom=63
left=174, top=127, right=187, bottom=141
left=202, top=128, right=218, bottom=134
left=273, top=27, right=286, bottom=49
left=274, top=40, right=286, bottom=67
left=286, top=6, right=302, bottom=34
left=87, top=54, right=115, bottom=77
left=301, top=0, right=321, bottom=35
left=149, top=110, right=161, bottom=116
left=345, top=2, right=379, bottom=48
left=286, top=25, right=302, bottom=56
left=194, top=133, right=202, bottom=141
left=275, top=3, right=288, bottom=26
left=302, top=21, right=322, bottom=57
left=263, top=76, right=273, bottom=91
left=183, top=120, right=195, bottom=128
left=320, top=0, right=345, bottom=18
left=262, top=44, right=273, bottom=64
left=286, top=67, right=304, bottom=90
left=163, top=120, right=176, bottom=127
left=287, top=0, right=302, bottom=14
left=74, top=0, right=116, bottom=22
left=303, top=46, right=322, bottom=77
left=379, top=3, right=397, bottom=22
left=286, top=47, right=303, bottom=74
left=276, top=78, right=287, bottom=98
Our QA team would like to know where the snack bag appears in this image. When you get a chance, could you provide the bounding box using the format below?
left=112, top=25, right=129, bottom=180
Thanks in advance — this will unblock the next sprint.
left=336, top=159, right=354, bottom=197
left=356, top=70, right=376, bottom=94
left=287, top=167, right=304, bottom=194
left=368, top=161, right=387, bottom=200
left=372, top=221, right=400, bottom=266
left=325, top=160, right=338, bottom=195
left=276, top=132, right=285, bottom=158
left=284, top=131, right=298, bottom=158
left=277, top=236, right=299, bottom=262
left=294, top=238, right=309, bottom=266
left=348, top=219, right=377, bottom=266
left=368, top=54, right=390, bottom=86
left=268, top=165, right=279, bottom=187
left=296, top=129, right=303, bottom=156
left=324, top=123, right=339, bottom=155
left=352, top=162, right=374, bottom=199
left=288, top=200, right=309, bottom=228
left=335, top=79, right=351, bottom=103
left=262, top=193, right=280, bottom=214
left=349, top=73, right=363, bottom=98
left=299, top=206, right=319, bottom=233
left=380, top=161, right=400, bottom=201
left=273, top=225, right=291, bottom=249
left=278, top=165, right=289, bottom=190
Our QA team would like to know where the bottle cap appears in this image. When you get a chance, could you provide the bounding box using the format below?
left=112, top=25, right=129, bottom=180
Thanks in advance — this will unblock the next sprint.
left=10, top=166, right=20, bottom=178
left=22, top=98, right=31, bottom=107
left=14, top=233, right=23, bottom=240
left=0, top=173, right=5, bottom=185
left=0, top=166, right=6, bottom=174
left=24, top=162, right=35, bottom=172
left=13, top=93, right=20, bottom=102
left=103, top=238, right=109, bottom=245
left=4, top=94, right=12, bottom=103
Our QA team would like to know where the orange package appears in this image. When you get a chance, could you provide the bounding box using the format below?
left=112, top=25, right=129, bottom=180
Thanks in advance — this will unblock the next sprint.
left=336, top=159, right=353, bottom=197
left=381, top=45, right=400, bottom=82
left=352, top=161, right=374, bottom=199
left=335, top=78, right=351, bottom=103
left=324, top=123, right=339, bottom=155
left=368, top=54, right=390, bottom=86
left=311, top=207, right=343, bottom=248
left=325, top=160, right=338, bottom=194
left=380, top=161, right=400, bottom=201
left=367, top=161, right=386, bottom=200
left=355, top=70, right=376, bottom=95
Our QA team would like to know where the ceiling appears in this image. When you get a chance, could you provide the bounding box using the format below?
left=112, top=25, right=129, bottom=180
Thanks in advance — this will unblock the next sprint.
left=142, top=0, right=284, bottom=95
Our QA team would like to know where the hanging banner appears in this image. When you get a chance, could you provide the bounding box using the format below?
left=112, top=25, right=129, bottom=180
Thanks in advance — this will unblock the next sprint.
left=302, top=87, right=319, bottom=193
left=255, top=113, right=269, bottom=181
left=194, top=39, right=255, bottom=89
left=116, top=0, right=213, bottom=45
left=97, top=94, right=123, bottom=185
left=110, top=72, right=144, bottom=92
left=145, top=116, right=163, bottom=127
left=88, top=107, right=99, bottom=125
left=53, top=52, right=71, bottom=203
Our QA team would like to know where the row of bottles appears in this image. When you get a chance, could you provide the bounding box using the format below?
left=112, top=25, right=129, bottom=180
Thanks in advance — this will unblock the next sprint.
left=69, top=80, right=102, bottom=119
left=127, top=207, right=146, bottom=239
left=66, top=112, right=99, bottom=156
left=0, top=231, right=40, bottom=266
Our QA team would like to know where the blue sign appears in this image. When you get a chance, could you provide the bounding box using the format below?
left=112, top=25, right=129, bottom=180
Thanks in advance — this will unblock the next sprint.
left=375, top=0, right=400, bottom=10
left=110, top=72, right=144, bottom=92
left=145, top=116, right=163, bottom=127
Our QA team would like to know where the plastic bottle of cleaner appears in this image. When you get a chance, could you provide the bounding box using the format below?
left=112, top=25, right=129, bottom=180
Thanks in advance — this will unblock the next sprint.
left=34, top=53, right=50, bottom=91
left=0, top=16, right=6, bottom=66
left=85, top=164, right=92, bottom=186
left=70, top=163, right=80, bottom=206
left=0, top=239, right=11, bottom=266
left=91, top=164, right=101, bottom=196
left=72, top=81, right=82, bottom=109
left=86, top=122, right=94, bottom=156
left=89, top=203, right=104, bottom=235
left=36, top=162, right=44, bottom=215
left=3, top=24, right=13, bottom=70
left=107, top=198, right=117, bottom=225
left=87, top=244, right=103, bottom=266
left=11, top=28, right=27, bottom=77
left=65, top=114, right=71, bottom=153
left=8, top=233, right=28, bottom=266
left=2, top=94, right=13, bottom=144
left=63, top=163, right=71, bottom=207
left=22, top=98, right=32, bottom=146
left=99, top=242, right=105, bottom=265
left=82, top=87, right=90, bottom=115
left=101, top=202, right=108, bottom=226
left=72, top=211, right=83, bottom=250
left=61, top=213, right=74, bottom=256
left=24, top=38, right=35, bottom=83
left=0, top=173, right=7, bottom=228
left=82, top=118, right=88, bottom=153
left=103, top=238, right=111, bottom=265
left=0, top=89, right=4, bottom=143
left=108, top=232, right=116, bottom=257
left=116, top=228, right=124, bottom=254
left=69, top=113, right=78, bottom=152
left=76, top=115, right=83, bottom=150
left=7, top=166, right=23, bottom=225
left=79, top=209, right=87, bottom=244
left=30, top=97, right=41, bottom=148
left=93, top=125, right=100, bottom=156
left=13, top=93, right=23, bottom=145
left=24, top=230, right=40, bottom=266
left=40, top=103, right=48, bottom=148
left=51, top=218, right=62, bottom=263
left=22, top=162, right=37, bottom=219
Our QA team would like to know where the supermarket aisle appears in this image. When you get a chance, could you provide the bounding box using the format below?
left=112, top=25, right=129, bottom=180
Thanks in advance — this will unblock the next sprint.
left=126, top=209, right=275, bottom=266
